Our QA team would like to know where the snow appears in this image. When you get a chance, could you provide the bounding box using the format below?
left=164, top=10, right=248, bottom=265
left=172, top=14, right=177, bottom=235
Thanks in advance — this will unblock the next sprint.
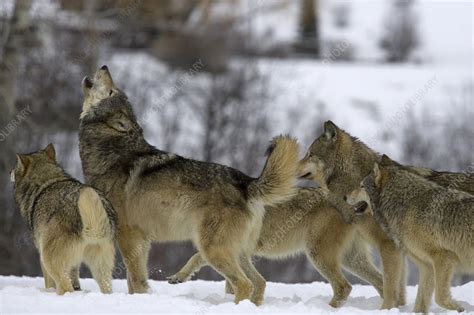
left=1, top=276, right=472, bottom=314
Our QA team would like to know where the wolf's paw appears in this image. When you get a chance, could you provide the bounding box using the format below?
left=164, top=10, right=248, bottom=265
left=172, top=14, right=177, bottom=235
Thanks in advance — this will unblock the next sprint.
left=436, top=298, right=465, bottom=312
left=380, top=301, right=397, bottom=310
left=129, top=280, right=150, bottom=294
left=329, top=285, right=351, bottom=308
left=167, top=274, right=186, bottom=284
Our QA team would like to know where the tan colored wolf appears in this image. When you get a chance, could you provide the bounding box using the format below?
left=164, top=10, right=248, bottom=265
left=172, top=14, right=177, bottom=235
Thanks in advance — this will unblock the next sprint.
left=347, top=155, right=473, bottom=313
left=79, top=66, right=300, bottom=305
left=299, top=121, right=408, bottom=309
left=11, top=144, right=117, bottom=295
left=168, top=187, right=384, bottom=308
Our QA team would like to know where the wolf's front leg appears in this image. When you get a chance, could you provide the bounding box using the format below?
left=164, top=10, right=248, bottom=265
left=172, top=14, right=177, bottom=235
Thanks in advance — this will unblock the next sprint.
left=411, top=255, right=434, bottom=313
left=379, top=241, right=403, bottom=310
left=117, top=226, right=151, bottom=294
left=432, top=252, right=464, bottom=312
left=70, top=265, right=81, bottom=290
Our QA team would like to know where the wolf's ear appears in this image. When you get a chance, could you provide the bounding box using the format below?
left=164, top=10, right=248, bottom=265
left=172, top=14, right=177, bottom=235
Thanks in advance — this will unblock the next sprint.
left=324, top=120, right=338, bottom=142
left=16, top=154, right=30, bottom=176
left=44, top=143, right=56, bottom=161
left=380, top=154, right=394, bottom=166
left=373, top=163, right=381, bottom=185
left=374, top=162, right=388, bottom=186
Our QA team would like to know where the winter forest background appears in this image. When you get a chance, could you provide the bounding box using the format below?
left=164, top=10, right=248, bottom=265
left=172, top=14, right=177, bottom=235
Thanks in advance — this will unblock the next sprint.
left=0, top=0, right=472, bottom=286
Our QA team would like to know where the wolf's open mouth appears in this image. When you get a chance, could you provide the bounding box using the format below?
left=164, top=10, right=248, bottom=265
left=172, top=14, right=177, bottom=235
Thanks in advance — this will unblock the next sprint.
left=354, top=201, right=368, bottom=214
left=84, top=76, right=93, bottom=88
left=299, top=172, right=312, bottom=179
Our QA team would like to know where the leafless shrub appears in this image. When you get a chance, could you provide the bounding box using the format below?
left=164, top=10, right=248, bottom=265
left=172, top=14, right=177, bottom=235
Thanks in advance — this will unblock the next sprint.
left=401, top=82, right=473, bottom=172
left=379, top=0, right=420, bottom=63
left=182, top=62, right=271, bottom=176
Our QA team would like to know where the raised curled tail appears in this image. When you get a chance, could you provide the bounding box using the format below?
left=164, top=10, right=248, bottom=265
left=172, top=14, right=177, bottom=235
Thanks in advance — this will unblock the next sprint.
left=248, top=135, right=299, bottom=206
left=78, top=187, right=115, bottom=240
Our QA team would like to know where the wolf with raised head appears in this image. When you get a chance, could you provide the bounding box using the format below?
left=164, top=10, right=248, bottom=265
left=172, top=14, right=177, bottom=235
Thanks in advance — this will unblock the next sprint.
left=11, top=144, right=116, bottom=295
left=79, top=65, right=300, bottom=305
left=347, top=155, right=473, bottom=313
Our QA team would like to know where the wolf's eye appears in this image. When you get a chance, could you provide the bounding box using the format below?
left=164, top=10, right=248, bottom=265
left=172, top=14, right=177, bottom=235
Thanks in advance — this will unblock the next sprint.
left=109, top=90, right=113, bottom=96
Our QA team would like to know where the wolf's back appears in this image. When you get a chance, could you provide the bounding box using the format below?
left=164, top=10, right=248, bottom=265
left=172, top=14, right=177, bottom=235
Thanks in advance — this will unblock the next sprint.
left=78, top=187, right=115, bottom=240
left=427, top=172, right=474, bottom=195
left=247, top=135, right=299, bottom=206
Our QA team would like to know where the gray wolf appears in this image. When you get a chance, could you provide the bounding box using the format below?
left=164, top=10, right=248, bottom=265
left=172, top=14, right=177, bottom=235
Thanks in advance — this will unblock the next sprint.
left=168, top=187, right=385, bottom=308
left=298, top=121, right=408, bottom=309
left=79, top=65, right=300, bottom=305
left=11, top=143, right=116, bottom=295
left=347, top=155, right=473, bottom=313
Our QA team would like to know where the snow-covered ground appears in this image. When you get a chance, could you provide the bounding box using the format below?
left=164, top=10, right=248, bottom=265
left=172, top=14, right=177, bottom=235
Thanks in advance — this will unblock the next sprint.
left=0, top=276, right=473, bottom=314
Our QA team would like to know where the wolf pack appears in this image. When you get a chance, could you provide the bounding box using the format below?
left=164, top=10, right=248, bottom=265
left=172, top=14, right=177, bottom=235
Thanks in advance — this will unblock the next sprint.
left=10, top=65, right=473, bottom=313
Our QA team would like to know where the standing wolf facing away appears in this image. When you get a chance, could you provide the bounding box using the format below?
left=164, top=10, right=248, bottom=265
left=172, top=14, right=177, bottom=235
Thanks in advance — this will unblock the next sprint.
left=347, top=156, right=474, bottom=313
left=11, top=144, right=117, bottom=295
left=79, top=66, right=300, bottom=305
left=168, top=187, right=385, bottom=308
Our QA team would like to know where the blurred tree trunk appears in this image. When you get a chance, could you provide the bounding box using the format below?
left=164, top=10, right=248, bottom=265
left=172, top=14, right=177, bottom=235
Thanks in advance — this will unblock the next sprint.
left=0, top=0, right=33, bottom=200
left=297, top=0, right=320, bottom=56
left=0, top=0, right=33, bottom=276
left=0, top=0, right=32, bottom=118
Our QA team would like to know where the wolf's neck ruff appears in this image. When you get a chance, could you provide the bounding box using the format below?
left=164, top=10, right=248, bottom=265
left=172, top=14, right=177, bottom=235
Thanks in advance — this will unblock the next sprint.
left=330, top=132, right=380, bottom=195
left=18, top=177, right=80, bottom=231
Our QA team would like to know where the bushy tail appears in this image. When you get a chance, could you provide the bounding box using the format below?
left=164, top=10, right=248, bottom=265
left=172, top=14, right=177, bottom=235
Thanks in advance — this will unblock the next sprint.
left=248, top=135, right=299, bottom=206
left=78, top=187, right=113, bottom=240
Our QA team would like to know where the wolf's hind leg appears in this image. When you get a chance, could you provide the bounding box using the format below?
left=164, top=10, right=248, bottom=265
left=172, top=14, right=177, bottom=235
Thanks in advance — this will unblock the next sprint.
left=342, top=237, right=384, bottom=298
left=117, top=226, right=150, bottom=294
left=432, top=252, right=464, bottom=312
left=41, top=243, right=76, bottom=295
left=239, top=255, right=266, bottom=306
left=84, top=242, right=115, bottom=294
left=40, top=259, right=56, bottom=289
left=167, top=252, right=206, bottom=284
left=201, top=246, right=253, bottom=304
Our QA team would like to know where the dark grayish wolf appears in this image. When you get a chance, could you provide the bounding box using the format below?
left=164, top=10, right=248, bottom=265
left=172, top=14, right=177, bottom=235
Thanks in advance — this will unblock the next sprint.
left=347, top=155, right=473, bottom=313
left=169, top=187, right=385, bottom=308
left=79, top=66, right=300, bottom=305
left=11, top=144, right=117, bottom=295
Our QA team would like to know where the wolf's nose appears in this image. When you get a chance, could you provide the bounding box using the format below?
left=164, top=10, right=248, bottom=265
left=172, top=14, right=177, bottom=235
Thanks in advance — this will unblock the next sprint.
left=100, top=65, right=108, bottom=71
